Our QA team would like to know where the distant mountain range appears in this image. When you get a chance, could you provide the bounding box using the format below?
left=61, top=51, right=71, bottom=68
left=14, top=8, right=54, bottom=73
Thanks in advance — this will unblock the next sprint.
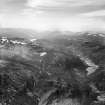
left=0, top=28, right=39, bottom=39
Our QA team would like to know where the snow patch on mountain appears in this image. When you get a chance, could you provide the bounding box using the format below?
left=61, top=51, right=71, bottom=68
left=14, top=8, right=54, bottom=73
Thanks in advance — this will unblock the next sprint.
left=10, top=40, right=26, bottom=45
left=30, top=38, right=37, bottom=42
left=40, top=52, right=47, bottom=57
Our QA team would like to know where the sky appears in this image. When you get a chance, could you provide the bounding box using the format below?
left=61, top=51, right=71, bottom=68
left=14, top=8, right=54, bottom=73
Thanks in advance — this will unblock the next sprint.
left=0, top=0, right=105, bottom=32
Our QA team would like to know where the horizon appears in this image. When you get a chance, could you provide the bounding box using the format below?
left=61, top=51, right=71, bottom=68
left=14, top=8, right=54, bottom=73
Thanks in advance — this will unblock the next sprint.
left=1, top=27, right=105, bottom=35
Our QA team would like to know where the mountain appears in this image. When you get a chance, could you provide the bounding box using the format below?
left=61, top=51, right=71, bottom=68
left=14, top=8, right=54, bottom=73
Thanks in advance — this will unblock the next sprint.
left=0, top=28, right=39, bottom=39
left=0, top=30, right=105, bottom=105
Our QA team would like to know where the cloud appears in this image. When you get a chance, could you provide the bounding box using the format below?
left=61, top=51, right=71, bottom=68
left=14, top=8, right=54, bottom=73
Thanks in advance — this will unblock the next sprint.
left=79, top=10, right=105, bottom=25
left=27, top=0, right=104, bottom=7
left=0, top=0, right=105, bottom=32
left=0, top=0, right=27, bottom=13
left=80, top=10, right=105, bottom=17
left=26, top=0, right=105, bottom=14
left=27, top=0, right=62, bottom=7
left=0, top=0, right=105, bottom=15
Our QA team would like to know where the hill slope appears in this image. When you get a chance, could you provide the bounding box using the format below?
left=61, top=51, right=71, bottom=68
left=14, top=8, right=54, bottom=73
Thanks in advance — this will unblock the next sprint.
left=0, top=30, right=104, bottom=105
